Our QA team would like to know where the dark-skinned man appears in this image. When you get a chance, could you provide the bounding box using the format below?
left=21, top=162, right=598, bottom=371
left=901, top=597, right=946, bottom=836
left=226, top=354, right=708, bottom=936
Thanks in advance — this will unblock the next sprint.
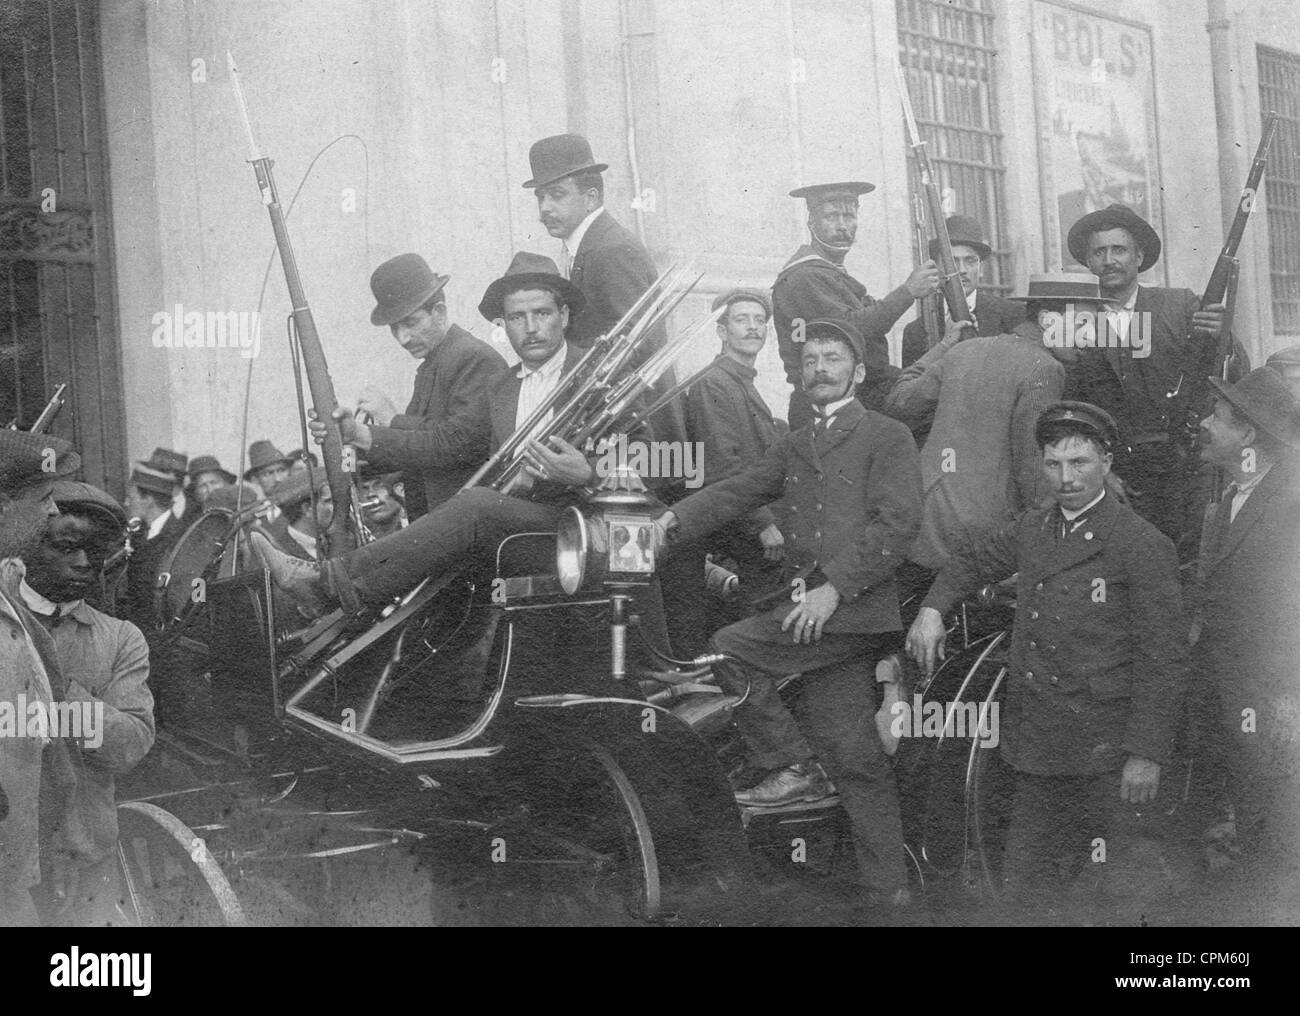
left=526, top=134, right=686, bottom=448
left=656, top=318, right=922, bottom=910
left=251, top=254, right=654, bottom=616
left=1062, top=204, right=1232, bottom=560
left=907, top=402, right=1187, bottom=917
left=1193, top=368, right=1300, bottom=890
left=21, top=481, right=154, bottom=925
left=327, top=254, right=506, bottom=520
left=900, top=215, right=1025, bottom=370
left=772, top=180, right=941, bottom=430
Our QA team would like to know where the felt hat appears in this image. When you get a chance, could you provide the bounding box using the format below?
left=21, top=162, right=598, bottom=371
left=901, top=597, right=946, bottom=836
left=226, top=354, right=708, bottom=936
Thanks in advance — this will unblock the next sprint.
left=1209, top=366, right=1300, bottom=450
left=369, top=254, right=450, bottom=327
left=478, top=252, right=586, bottom=322
left=1066, top=204, right=1161, bottom=273
left=930, top=215, right=992, bottom=261
left=244, top=440, right=293, bottom=480
left=523, top=134, right=608, bottom=190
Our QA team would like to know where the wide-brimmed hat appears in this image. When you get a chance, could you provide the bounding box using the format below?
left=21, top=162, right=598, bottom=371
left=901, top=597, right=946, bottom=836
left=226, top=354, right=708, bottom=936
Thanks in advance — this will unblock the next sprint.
left=1265, top=343, right=1300, bottom=370
left=523, top=134, right=608, bottom=190
left=1035, top=401, right=1120, bottom=450
left=1008, top=271, right=1105, bottom=303
left=1209, top=367, right=1300, bottom=450
left=789, top=181, right=875, bottom=203
left=930, top=215, right=992, bottom=261
left=243, top=440, right=293, bottom=480
left=712, top=288, right=772, bottom=319
left=369, top=254, right=450, bottom=327
left=0, top=430, right=79, bottom=498
left=49, top=480, right=127, bottom=536
left=187, top=454, right=237, bottom=486
left=478, top=252, right=586, bottom=322
left=139, top=446, right=187, bottom=480
left=802, top=318, right=865, bottom=363
left=129, top=464, right=176, bottom=499
left=1066, top=204, right=1162, bottom=273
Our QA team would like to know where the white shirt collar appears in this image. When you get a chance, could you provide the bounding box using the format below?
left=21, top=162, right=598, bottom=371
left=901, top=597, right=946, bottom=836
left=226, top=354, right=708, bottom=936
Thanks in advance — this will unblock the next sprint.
left=1233, top=462, right=1272, bottom=497
left=19, top=578, right=82, bottom=618
left=172, top=489, right=187, bottom=519
left=1061, top=487, right=1106, bottom=521
left=516, top=343, right=568, bottom=380
left=561, top=207, right=604, bottom=262
left=815, top=394, right=857, bottom=422
left=1105, top=286, right=1139, bottom=313
left=966, top=288, right=978, bottom=313
left=147, top=510, right=170, bottom=540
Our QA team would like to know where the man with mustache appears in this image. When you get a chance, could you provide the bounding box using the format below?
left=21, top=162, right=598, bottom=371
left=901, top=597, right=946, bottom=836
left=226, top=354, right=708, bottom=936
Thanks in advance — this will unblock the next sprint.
left=0, top=430, right=81, bottom=925
left=772, top=181, right=941, bottom=429
left=656, top=318, right=922, bottom=910
left=1062, top=204, right=1234, bottom=560
left=21, top=481, right=155, bottom=926
left=907, top=402, right=1187, bottom=917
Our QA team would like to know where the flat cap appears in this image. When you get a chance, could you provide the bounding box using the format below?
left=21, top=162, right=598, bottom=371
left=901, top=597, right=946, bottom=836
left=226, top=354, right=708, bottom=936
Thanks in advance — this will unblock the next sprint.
left=0, top=430, right=80, bottom=498
left=1035, top=401, right=1120, bottom=449
left=49, top=480, right=127, bottom=536
left=711, top=288, right=772, bottom=318
left=803, top=317, right=865, bottom=363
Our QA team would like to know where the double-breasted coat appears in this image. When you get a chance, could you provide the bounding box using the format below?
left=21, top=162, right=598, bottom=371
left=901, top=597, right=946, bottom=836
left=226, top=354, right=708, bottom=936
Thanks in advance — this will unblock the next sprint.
left=923, top=491, right=1187, bottom=775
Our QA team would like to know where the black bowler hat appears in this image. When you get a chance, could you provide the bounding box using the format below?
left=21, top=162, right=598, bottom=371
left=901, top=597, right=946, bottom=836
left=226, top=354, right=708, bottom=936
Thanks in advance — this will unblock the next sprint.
left=1067, top=204, right=1162, bottom=273
left=369, top=254, right=450, bottom=327
left=0, top=430, right=79, bottom=498
left=1035, top=401, right=1120, bottom=450
left=139, top=447, right=187, bottom=481
left=712, top=288, right=772, bottom=319
left=803, top=318, right=866, bottom=363
left=478, top=252, right=586, bottom=322
left=1209, top=367, right=1300, bottom=450
left=523, top=134, right=608, bottom=190
left=930, top=215, right=992, bottom=261
left=789, top=181, right=875, bottom=202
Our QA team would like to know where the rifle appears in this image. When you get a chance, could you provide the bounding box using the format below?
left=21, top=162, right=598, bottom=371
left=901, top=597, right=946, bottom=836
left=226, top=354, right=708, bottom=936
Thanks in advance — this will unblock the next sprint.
left=896, top=64, right=973, bottom=327
left=228, top=54, right=358, bottom=608
left=29, top=383, right=68, bottom=435
left=910, top=193, right=943, bottom=351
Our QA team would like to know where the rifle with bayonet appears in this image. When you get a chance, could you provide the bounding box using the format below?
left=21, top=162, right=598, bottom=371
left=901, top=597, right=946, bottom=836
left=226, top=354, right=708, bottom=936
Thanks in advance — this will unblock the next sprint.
left=6, top=383, right=67, bottom=433
left=896, top=64, right=973, bottom=328
left=910, top=193, right=943, bottom=353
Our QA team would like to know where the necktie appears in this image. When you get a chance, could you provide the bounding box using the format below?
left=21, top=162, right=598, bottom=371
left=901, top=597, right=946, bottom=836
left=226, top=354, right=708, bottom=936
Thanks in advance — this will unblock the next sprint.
left=559, top=244, right=572, bottom=280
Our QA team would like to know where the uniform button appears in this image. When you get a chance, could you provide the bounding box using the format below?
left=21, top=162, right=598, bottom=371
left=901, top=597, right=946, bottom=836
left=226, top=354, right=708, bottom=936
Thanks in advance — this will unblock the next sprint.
left=1035, top=582, right=1044, bottom=591
left=1030, top=610, right=1039, bottom=620
left=1029, top=640, right=1037, bottom=650
left=790, top=506, right=798, bottom=512
left=1049, top=675, right=1059, bottom=685
left=814, top=531, right=821, bottom=538
left=1025, top=671, right=1034, bottom=680
left=815, top=503, right=822, bottom=511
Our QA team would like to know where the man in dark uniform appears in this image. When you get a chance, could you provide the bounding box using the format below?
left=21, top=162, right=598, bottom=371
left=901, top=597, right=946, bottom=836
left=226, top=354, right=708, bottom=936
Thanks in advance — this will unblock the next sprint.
left=325, top=254, right=506, bottom=520
left=123, top=462, right=190, bottom=631
left=900, top=215, right=1025, bottom=369
left=1194, top=368, right=1300, bottom=883
left=772, top=180, right=940, bottom=429
left=1062, top=204, right=1230, bottom=559
left=525, top=134, right=686, bottom=447
left=656, top=318, right=922, bottom=907
left=907, top=402, right=1187, bottom=912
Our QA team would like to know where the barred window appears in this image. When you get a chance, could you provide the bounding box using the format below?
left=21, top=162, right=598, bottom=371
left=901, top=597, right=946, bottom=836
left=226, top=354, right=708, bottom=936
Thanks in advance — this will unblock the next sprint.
left=1258, top=45, right=1300, bottom=335
left=897, top=0, right=1011, bottom=294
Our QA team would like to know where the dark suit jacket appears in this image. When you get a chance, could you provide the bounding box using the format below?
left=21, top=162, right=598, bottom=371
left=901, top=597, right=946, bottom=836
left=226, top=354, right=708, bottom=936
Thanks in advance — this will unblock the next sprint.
left=365, top=323, right=506, bottom=515
left=671, top=399, right=921, bottom=634
left=124, top=511, right=188, bottom=630
left=924, top=492, right=1187, bottom=775
left=685, top=355, right=783, bottom=535
left=900, top=290, right=1026, bottom=367
left=568, top=209, right=686, bottom=446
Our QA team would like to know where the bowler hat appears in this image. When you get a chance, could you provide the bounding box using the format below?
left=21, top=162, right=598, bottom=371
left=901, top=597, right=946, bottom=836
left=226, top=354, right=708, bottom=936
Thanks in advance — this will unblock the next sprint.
left=1008, top=271, right=1105, bottom=303
left=0, top=430, right=80, bottom=498
left=712, top=288, right=772, bottom=319
left=1209, top=367, right=1300, bottom=450
left=478, top=252, right=586, bottom=322
left=244, top=440, right=293, bottom=480
left=930, top=215, right=992, bottom=261
left=140, top=447, right=187, bottom=480
left=187, top=454, right=237, bottom=486
left=1067, top=204, right=1162, bottom=273
left=789, top=181, right=875, bottom=202
left=1035, top=401, right=1120, bottom=449
left=130, top=464, right=176, bottom=500
left=803, top=318, right=866, bottom=363
left=49, top=480, right=127, bottom=536
left=1265, top=343, right=1300, bottom=370
left=369, top=254, right=450, bottom=327
left=523, top=134, right=608, bottom=190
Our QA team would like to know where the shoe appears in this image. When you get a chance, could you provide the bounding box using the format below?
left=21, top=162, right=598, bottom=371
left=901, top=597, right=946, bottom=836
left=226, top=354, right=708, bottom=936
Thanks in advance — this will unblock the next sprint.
left=734, top=761, right=833, bottom=808
left=248, top=531, right=333, bottom=618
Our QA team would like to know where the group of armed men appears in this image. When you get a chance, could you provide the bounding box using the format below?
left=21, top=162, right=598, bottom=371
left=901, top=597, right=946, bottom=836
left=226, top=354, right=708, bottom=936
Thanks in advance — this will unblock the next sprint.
left=3, top=131, right=1300, bottom=924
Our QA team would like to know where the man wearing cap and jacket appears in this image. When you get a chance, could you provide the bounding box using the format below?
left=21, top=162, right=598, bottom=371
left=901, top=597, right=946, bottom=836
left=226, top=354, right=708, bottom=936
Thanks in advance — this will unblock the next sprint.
left=1194, top=368, right=1300, bottom=879
left=772, top=180, right=941, bottom=430
left=320, top=254, right=506, bottom=520
left=21, top=480, right=154, bottom=925
left=139, top=447, right=198, bottom=532
left=525, top=134, right=686, bottom=447
left=900, top=216, right=1025, bottom=370
left=907, top=401, right=1187, bottom=912
left=124, top=462, right=191, bottom=631
left=1062, top=204, right=1235, bottom=559
left=1, top=430, right=82, bottom=925
left=186, top=455, right=237, bottom=508
left=656, top=317, right=922, bottom=908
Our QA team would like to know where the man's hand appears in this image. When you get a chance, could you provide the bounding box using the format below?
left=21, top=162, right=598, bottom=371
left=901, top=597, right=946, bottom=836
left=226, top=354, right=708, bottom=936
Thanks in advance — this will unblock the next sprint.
left=906, top=606, right=947, bottom=677
left=307, top=407, right=372, bottom=452
left=522, top=435, right=594, bottom=487
left=758, top=523, right=785, bottom=561
left=782, top=582, right=840, bottom=644
left=940, top=318, right=975, bottom=349
left=906, top=260, right=942, bottom=299
left=1192, top=303, right=1226, bottom=340
left=1120, top=756, right=1161, bottom=805
left=357, top=386, right=400, bottom=428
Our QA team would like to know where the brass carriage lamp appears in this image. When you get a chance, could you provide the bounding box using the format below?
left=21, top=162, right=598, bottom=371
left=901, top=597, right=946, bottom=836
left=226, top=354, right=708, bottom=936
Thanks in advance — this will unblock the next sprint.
left=555, top=465, right=660, bottom=680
